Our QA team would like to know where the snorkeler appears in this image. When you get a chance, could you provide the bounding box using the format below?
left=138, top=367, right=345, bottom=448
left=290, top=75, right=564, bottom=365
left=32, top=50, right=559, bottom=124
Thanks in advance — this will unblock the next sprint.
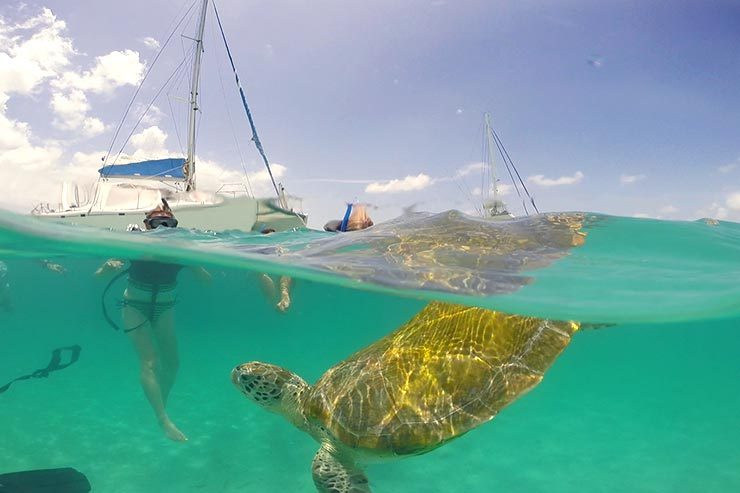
left=96, top=199, right=210, bottom=442
left=323, top=203, right=374, bottom=232
left=0, top=260, right=11, bottom=312
left=258, top=228, right=293, bottom=312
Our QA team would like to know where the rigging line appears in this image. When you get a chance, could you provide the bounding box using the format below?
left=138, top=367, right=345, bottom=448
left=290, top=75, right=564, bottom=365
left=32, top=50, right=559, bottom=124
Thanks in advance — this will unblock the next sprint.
left=489, top=126, right=528, bottom=215
left=455, top=176, right=483, bottom=217
left=496, top=139, right=532, bottom=217
left=491, top=128, right=539, bottom=213
left=170, top=47, right=199, bottom=157
left=101, top=0, right=198, bottom=175
left=165, top=49, right=195, bottom=157
left=209, top=14, right=254, bottom=197
left=490, top=126, right=523, bottom=199
left=167, top=89, right=185, bottom=156
left=111, top=56, right=190, bottom=167
left=492, top=131, right=537, bottom=215
left=481, top=128, right=487, bottom=204
left=212, top=0, right=282, bottom=202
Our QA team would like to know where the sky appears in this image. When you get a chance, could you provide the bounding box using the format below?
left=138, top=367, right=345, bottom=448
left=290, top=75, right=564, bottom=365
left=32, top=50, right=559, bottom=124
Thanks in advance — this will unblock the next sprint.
left=1, top=0, right=739, bottom=228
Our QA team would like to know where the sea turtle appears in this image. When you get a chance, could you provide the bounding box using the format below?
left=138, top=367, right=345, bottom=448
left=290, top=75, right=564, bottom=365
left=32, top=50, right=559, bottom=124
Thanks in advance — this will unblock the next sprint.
left=232, top=301, right=579, bottom=492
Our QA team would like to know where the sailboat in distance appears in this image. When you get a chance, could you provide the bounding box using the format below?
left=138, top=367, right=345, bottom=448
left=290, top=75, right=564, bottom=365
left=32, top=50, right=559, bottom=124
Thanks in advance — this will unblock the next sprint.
left=474, top=112, right=538, bottom=220
left=32, top=0, right=306, bottom=232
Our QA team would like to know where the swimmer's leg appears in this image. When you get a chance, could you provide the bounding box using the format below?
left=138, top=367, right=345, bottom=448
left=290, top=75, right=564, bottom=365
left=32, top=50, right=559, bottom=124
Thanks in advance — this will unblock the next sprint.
left=260, top=273, right=277, bottom=303
left=124, top=304, right=186, bottom=442
left=152, top=307, right=178, bottom=407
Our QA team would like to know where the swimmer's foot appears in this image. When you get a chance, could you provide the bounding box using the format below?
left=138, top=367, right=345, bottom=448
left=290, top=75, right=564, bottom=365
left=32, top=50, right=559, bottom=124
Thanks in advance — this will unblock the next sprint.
left=276, top=297, right=290, bottom=312
left=160, top=419, right=188, bottom=442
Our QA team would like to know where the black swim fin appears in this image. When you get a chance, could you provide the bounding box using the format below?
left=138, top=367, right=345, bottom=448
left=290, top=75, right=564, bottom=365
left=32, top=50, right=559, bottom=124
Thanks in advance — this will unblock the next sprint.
left=0, top=468, right=91, bottom=493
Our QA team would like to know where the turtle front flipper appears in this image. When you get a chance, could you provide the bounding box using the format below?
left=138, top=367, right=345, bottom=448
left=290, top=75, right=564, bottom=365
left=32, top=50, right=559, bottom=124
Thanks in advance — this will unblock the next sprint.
left=312, top=442, right=370, bottom=493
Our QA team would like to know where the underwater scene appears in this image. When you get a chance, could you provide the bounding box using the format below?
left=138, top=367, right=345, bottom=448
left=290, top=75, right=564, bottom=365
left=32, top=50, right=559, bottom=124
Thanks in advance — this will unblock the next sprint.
left=1, top=210, right=739, bottom=492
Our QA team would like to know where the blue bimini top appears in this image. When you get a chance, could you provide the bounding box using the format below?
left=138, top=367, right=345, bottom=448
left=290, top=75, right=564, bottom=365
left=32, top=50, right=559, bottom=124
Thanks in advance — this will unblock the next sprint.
left=98, top=158, right=185, bottom=179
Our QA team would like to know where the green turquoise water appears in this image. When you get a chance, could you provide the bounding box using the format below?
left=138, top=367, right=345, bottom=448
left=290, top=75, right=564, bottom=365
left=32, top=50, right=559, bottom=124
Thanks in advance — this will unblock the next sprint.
left=0, top=210, right=738, bottom=492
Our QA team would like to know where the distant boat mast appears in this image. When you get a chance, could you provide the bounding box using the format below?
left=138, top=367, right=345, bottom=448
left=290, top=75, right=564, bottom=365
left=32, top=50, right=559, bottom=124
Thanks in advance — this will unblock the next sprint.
left=478, top=112, right=539, bottom=218
left=483, top=112, right=509, bottom=217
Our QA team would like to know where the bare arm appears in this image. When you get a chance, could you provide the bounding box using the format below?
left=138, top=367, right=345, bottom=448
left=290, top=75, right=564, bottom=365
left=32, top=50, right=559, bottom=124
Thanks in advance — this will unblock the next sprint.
left=95, top=259, right=125, bottom=277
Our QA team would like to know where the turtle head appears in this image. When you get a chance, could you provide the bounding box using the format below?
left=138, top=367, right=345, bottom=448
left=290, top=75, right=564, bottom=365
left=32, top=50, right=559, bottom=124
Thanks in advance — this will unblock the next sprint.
left=232, top=362, right=309, bottom=426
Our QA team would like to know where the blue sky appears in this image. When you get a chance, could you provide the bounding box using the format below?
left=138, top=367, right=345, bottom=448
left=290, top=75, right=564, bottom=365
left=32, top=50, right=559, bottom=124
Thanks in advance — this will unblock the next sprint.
left=1, top=0, right=738, bottom=226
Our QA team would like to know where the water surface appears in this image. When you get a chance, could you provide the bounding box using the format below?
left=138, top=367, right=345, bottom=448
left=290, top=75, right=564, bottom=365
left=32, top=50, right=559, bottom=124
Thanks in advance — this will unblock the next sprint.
left=0, top=210, right=738, bottom=492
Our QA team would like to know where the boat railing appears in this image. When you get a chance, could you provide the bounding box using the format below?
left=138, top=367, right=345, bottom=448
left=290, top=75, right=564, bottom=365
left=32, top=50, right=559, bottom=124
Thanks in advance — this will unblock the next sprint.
left=31, top=202, right=83, bottom=215
left=215, top=183, right=253, bottom=198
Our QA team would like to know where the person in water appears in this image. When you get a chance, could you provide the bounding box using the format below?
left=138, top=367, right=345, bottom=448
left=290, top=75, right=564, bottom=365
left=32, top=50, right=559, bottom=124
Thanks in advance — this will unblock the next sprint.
left=258, top=228, right=293, bottom=312
left=323, top=203, right=374, bottom=232
left=96, top=200, right=210, bottom=442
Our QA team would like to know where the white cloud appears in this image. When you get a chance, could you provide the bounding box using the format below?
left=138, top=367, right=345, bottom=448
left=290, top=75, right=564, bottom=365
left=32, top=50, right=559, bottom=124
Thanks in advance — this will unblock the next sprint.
left=718, top=163, right=737, bottom=174
left=1, top=8, right=144, bottom=141
left=248, top=164, right=287, bottom=191
left=128, top=126, right=168, bottom=159
left=528, top=171, right=584, bottom=186
left=49, top=88, right=106, bottom=137
left=56, top=49, right=145, bottom=94
left=366, top=173, right=433, bottom=193
left=81, top=117, right=105, bottom=137
left=50, top=88, right=88, bottom=128
left=0, top=100, right=81, bottom=210
left=659, top=205, right=678, bottom=214
left=141, top=37, right=160, bottom=50
left=455, top=162, right=484, bottom=177
left=620, top=173, right=646, bottom=184
left=727, top=192, right=740, bottom=211
left=0, top=8, right=75, bottom=95
left=471, top=186, right=481, bottom=196
left=132, top=103, right=165, bottom=127
left=632, top=213, right=651, bottom=219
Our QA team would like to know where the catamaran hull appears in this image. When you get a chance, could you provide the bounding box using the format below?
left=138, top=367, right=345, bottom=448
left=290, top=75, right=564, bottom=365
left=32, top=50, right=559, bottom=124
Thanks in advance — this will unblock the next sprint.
left=33, top=196, right=305, bottom=232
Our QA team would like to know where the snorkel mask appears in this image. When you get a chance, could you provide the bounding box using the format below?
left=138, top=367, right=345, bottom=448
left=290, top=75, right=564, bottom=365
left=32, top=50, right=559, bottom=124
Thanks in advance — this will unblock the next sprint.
left=144, top=216, right=179, bottom=229
left=144, top=198, right=178, bottom=229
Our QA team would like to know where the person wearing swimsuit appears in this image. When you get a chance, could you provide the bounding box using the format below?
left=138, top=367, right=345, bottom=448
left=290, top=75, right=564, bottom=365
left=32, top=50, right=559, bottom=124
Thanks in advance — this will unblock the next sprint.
left=97, top=200, right=209, bottom=442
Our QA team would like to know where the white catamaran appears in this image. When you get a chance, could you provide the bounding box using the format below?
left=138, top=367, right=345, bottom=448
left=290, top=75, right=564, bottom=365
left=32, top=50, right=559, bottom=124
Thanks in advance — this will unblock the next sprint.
left=31, top=0, right=306, bottom=232
left=475, top=112, right=538, bottom=220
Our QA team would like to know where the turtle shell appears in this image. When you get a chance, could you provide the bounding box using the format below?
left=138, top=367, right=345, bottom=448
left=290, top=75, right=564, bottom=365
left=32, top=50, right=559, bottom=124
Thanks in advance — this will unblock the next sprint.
left=303, top=301, right=578, bottom=455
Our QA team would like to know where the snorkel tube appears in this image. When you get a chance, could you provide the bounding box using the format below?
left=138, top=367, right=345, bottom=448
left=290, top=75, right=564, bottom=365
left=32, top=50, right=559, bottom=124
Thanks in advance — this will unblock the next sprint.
left=339, top=203, right=353, bottom=232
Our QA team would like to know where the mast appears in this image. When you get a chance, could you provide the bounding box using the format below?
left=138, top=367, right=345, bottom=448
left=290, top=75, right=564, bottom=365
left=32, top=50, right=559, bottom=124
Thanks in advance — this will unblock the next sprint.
left=483, top=112, right=506, bottom=216
left=185, top=0, right=209, bottom=191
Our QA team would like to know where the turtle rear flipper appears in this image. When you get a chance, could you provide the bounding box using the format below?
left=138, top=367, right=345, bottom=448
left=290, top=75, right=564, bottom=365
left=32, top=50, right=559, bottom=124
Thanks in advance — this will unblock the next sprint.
left=312, top=442, right=370, bottom=493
